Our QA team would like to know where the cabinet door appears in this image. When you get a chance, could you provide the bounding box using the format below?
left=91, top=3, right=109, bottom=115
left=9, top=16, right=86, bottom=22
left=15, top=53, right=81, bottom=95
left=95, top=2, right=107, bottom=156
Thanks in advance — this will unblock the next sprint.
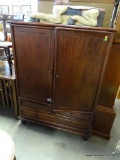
left=53, top=28, right=113, bottom=112
left=13, top=27, right=54, bottom=104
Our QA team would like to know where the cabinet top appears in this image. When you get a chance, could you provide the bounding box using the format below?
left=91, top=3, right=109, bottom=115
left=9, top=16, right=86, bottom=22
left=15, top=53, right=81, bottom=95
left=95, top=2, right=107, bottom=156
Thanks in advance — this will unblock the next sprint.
left=10, top=21, right=117, bottom=33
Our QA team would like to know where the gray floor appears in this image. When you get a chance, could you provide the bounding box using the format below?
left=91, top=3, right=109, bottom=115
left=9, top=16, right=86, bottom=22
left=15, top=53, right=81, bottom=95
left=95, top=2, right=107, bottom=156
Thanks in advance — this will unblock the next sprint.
left=0, top=100, right=120, bottom=160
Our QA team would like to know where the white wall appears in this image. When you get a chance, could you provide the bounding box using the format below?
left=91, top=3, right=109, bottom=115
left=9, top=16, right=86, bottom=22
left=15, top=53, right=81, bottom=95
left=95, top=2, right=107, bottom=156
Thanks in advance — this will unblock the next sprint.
left=0, top=0, right=38, bottom=15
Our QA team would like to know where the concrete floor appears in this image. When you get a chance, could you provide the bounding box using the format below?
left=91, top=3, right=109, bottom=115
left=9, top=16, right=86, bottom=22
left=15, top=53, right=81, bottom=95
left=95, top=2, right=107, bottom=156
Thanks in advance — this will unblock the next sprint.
left=0, top=100, right=120, bottom=160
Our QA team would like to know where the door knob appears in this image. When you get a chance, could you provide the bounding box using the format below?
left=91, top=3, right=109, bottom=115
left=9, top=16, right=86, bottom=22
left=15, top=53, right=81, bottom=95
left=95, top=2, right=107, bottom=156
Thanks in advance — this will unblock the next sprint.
left=47, top=98, right=51, bottom=102
left=48, top=70, right=52, bottom=74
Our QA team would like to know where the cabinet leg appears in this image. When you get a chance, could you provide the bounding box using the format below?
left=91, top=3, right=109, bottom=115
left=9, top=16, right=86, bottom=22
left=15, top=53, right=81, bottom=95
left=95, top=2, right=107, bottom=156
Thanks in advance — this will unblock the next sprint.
left=83, top=135, right=89, bottom=141
left=21, top=120, right=27, bottom=125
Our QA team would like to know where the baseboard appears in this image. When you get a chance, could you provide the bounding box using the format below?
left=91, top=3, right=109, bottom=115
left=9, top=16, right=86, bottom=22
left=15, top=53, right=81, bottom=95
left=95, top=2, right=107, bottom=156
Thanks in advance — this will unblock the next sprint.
left=92, top=130, right=110, bottom=140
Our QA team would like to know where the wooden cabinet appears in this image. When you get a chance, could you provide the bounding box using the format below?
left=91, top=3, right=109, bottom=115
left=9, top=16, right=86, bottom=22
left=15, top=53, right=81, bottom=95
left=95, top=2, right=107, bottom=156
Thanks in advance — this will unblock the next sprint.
left=11, top=22, right=115, bottom=140
left=54, top=28, right=111, bottom=112
left=92, top=4, right=120, bottom=140
left=13, top=27, right=54, bottom=104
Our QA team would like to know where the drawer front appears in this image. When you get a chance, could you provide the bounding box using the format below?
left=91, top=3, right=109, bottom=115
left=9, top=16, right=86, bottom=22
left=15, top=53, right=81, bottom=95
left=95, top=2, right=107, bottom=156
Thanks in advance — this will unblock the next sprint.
left=20, top=99, right=52, bottom=113
left=53, top=110, right=92, bottom=121
left=21, top=109, right=37, bottom=119
left=37, top=112, right=88, bottom=130
left=20, top=109, right=89, bottom=131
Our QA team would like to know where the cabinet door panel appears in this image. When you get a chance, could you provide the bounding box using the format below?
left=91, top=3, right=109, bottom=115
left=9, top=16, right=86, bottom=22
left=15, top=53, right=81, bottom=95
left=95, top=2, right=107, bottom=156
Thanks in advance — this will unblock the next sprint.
left=54, top=29, right=110, bottom=111
left=14, top=27, right=54, bottom=103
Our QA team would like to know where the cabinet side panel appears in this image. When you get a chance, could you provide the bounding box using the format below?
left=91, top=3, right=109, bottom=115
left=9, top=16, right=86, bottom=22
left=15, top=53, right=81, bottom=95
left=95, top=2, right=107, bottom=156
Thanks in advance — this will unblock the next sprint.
left=98, top=43, right=120, bottom=107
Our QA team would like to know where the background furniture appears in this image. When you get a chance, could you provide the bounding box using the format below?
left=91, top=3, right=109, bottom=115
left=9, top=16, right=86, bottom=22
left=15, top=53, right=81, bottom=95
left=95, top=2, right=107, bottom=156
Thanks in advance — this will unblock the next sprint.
left=0, top=0, right=38, bottom=16
left=0, top=129, right=15, bottom=160
left=0, top=5, right=9, bottom=14
left=0, top=61, right=19, bottom=119
left=0, top=14, right=24, bottom=75
left=10, top=22, right=115, bottom=140
left=0, top=14, right=24, bottom=41
left=30, top=6, right=105, bottom=27
left=38, top=0, right=115, bottom=28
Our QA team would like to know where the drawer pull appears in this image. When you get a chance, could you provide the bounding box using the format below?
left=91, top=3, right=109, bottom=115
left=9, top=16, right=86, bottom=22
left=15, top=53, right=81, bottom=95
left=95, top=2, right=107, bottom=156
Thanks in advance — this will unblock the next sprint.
left=48, top=70, right=52, bottom=74
left=56, top=75, right=59, bottom=78
left=47, top=98, right=51, bottom=102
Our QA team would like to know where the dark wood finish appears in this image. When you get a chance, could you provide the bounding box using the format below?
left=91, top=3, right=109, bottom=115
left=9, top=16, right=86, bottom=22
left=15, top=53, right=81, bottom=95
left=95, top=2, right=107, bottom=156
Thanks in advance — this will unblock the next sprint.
left=53, top=110, right=92, bottom=121
left=0, top=61, right=19, bottom=118
left=92, top=105, right=116, bottom=140
left=11, top=80, right=19, bottom=118
left=98, top=3, right=120, bottom=108
left=10, top=22, right=115, bottom=139
left=98, top=42, right=120, bottom=107
left=13, top=27, right=53, bottom=104
left=92, top=4, right=120, bottom=139
left=54, top=28, right=112, bottom=112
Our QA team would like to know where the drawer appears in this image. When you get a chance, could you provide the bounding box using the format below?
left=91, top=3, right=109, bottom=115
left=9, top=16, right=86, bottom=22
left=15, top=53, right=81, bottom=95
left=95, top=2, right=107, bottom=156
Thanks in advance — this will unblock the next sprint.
left=20, top=109, right=89, bottom=131
left=37, top=112, right=88, bottom=131
left=21, top=109, right=37, bottom=119
left=53, top=110, right=92, bottom=121
left=20, top=99, right=51, bottom=113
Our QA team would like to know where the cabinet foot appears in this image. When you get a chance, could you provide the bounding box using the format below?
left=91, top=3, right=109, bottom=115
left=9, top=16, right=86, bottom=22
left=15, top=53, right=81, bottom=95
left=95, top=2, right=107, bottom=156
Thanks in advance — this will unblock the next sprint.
left=83, top=135, right=89, bottom=141
left=21, top=120, right=27, bottom=125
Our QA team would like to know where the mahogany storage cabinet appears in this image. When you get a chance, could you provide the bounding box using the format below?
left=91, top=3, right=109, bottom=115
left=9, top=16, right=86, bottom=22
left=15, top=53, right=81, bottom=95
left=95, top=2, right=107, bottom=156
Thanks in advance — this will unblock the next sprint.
left=10, top=22, right=115, bottom=140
